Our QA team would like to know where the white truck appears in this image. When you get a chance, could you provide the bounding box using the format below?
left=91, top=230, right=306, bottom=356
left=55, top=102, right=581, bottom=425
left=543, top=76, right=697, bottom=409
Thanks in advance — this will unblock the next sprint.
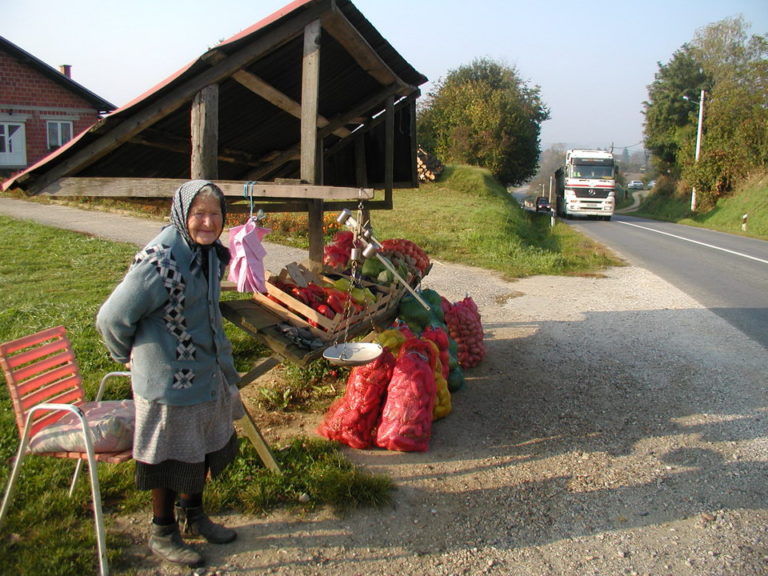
left=554, top=149, right=616, bottom=220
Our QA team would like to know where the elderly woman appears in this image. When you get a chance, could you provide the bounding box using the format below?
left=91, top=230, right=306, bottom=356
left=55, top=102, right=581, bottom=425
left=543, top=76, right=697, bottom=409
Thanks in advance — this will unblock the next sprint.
left=97, top=180, right=244, bottom=567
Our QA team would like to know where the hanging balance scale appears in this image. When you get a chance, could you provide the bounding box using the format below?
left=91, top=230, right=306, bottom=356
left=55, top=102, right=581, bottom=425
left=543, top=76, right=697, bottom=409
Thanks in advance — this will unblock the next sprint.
left=322, top=207, right=431, bottom=367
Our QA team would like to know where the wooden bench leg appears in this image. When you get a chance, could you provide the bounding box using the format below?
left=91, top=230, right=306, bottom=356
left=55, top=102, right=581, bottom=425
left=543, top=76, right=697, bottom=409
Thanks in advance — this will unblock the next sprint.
left=236, top=356, right=282, bottom=473
left=237, top=406, right=281, bottom=474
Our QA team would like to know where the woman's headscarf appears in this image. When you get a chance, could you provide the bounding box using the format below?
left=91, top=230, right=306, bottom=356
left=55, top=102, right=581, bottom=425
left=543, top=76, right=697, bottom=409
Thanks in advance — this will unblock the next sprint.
left=169, top=180, right=231, bottom=268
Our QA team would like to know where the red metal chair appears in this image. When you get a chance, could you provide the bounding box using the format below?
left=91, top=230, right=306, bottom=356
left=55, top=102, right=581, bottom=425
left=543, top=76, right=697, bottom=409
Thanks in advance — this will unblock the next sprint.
left=0, top=326, right=133, bottom=576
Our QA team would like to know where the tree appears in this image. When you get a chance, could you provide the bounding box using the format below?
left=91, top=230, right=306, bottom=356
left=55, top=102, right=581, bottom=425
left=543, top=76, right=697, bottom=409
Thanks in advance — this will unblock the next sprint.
left=525, top=144, right=566, bottom=197
left=682, top=17, right=768, bottom=200
left=621, top=148, right=630, bottom=168
left=417, top=58, right=550, bottom=186
left=643, top=17, right=768, bottom=206
left=642, top=45, right=709, bottom=176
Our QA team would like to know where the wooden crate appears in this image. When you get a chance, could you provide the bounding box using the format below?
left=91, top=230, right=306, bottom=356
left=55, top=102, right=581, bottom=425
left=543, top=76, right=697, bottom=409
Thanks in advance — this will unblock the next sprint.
left=251, top=263, right=400, bottom=342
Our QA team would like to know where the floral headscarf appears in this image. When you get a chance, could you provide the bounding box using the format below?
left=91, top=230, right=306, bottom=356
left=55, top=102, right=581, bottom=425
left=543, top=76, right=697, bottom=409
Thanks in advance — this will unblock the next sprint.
left=169, top=180, right=231, bottom=268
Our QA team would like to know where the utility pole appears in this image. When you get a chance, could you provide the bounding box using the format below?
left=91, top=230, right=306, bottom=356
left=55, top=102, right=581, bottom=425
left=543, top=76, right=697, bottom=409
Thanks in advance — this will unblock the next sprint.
left=549, top=175, right=555, bottom=228
left=691, top=89, right=705, bottom=212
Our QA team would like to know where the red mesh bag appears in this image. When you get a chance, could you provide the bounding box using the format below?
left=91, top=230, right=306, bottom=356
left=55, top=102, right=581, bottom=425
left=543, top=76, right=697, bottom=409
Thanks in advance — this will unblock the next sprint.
left=421, top=325, right=450, bottom=379
left=323, top=230, right=355, bottom=270
left=375, top=338, right=437, bottom=452
left=444, top=296, right=485, bottom=368
left=316, top=348, right=396, bottom=449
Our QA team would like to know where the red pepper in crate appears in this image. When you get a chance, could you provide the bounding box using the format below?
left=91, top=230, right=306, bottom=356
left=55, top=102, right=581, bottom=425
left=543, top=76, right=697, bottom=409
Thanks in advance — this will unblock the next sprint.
left=315, top=304, right=335, bottom=319
left=325, top=291, right=345, bottom=315
left=322, top=285, right=364, bottom=315
left=301, top=283, right=327, bottom=306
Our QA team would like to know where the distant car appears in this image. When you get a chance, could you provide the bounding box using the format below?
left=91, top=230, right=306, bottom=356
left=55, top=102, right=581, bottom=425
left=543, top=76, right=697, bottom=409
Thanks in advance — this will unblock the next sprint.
left=628, top=180, right=644, bottom=190
left=535, top=196, right=551, bottom=212
left=647, top=180, right=656, bottom=189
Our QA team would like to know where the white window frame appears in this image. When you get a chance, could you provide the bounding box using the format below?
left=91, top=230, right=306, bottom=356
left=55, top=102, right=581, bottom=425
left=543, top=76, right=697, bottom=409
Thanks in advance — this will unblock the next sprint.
left=46, top=120, right=74, bottom=150
left=0, top=121, right=27, bottom=168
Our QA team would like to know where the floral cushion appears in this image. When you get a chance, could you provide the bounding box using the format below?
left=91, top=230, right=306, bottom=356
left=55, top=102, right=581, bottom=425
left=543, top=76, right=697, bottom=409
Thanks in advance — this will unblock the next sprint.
left=28, top=400, right=135, bottom=453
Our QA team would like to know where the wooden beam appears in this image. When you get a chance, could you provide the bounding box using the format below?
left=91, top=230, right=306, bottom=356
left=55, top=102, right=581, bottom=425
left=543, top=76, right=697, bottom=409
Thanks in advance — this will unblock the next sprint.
left=407, top=93, right=419, bottom=187
left=384, top=94, right=394, bottom=197
left=321, top=5, right=413, bottom=95
left=301, top=20, right=325, bottom=271
left=190, top=84, right=219, bottom=179
left=36, top=177, right=374, bottom=200
left=129, top=128, right=290, bottom=170
left=246, top=83, right=403, bottom=181
left=301, top=20, right=321, bottom=186
left=231, top=69, right=350, bottom=138
left=236, top=407, right=281, bottom=473
left=323, top=92, right=412, bottom=156
left=201, top=45, right=353, bottom=141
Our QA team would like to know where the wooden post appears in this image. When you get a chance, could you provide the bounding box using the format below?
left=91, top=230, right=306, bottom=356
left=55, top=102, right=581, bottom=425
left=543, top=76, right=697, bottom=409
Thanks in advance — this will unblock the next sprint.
left=190, top=84, right=219, bottom=179
left=384, top=94, right=394, bottom=198
left=301, top=20, right=324, bottom=270
left=408, top=96, right=418, bottom=190
left=355, top=136, right=370, bottom=226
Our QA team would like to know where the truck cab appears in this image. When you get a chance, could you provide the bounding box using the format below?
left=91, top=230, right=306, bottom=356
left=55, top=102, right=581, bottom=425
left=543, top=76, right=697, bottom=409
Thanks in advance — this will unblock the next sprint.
left=556, top=149, right=616, bottom=220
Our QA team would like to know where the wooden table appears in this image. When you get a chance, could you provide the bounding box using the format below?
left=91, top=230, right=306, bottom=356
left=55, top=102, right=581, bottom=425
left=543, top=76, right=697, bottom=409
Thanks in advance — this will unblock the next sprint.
left=220, top=296, right=399, bottom=474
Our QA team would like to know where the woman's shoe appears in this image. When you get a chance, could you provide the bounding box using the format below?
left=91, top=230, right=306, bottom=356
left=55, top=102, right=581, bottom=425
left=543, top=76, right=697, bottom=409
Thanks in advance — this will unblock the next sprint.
left=176, top=504, right=237, bottom=544
left=149, top=522, right=204, bottom=567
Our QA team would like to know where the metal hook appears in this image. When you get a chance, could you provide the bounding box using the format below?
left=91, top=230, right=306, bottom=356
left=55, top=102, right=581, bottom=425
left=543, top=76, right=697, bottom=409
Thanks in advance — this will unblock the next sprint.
left=243, top=181, right=256, bottom=218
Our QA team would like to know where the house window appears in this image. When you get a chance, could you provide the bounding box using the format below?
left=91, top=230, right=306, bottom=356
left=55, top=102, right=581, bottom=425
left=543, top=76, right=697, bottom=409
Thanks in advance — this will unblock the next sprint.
left=47, top=120, right=73, bottom=149
left=0, top=122, right=27, bottom=168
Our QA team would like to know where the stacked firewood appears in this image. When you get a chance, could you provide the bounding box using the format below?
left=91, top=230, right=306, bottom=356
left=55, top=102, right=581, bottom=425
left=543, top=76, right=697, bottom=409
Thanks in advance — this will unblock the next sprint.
left=417, top=147, right=444, bottom=182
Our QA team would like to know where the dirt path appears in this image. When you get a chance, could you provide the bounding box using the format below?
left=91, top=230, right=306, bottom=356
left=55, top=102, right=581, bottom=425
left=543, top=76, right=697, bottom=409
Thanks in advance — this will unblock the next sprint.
left=113, top=262, right=768, bottom=576
left=616, top=190, right=648, bottom=213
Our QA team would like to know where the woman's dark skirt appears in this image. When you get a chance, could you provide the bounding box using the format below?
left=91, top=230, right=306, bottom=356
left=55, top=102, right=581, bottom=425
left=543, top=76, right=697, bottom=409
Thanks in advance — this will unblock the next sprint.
left=135, top=432, right=239, bottom=494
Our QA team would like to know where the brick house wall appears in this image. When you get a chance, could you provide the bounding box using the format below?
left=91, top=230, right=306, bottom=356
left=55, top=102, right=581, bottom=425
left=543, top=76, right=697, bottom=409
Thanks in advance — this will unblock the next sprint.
left=0, top=37, right=115, bottom=176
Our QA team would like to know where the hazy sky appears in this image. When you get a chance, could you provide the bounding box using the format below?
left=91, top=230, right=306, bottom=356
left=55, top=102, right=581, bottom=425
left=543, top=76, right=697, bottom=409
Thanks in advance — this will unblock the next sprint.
left=4, top=0, right=767, bottom=151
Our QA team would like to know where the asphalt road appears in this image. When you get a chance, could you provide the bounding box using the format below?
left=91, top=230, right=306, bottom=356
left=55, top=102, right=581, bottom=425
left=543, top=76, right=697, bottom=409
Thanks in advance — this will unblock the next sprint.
left=565, top=214, right=768, bottom=349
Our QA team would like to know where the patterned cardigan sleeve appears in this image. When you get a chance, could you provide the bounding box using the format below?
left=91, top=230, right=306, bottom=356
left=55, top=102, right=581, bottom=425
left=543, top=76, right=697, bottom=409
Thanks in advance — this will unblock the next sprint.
left=96, top=244, right=172, bottom=364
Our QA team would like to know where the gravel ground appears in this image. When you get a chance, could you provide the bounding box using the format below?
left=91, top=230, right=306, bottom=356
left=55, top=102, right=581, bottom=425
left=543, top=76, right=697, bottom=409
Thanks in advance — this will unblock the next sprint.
left=112, top=261, right=768, bottom=576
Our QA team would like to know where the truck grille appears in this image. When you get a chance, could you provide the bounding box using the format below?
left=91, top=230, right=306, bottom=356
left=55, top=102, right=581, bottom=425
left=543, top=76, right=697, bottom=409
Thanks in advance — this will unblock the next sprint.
left=571, top=188, right=611, bottom=199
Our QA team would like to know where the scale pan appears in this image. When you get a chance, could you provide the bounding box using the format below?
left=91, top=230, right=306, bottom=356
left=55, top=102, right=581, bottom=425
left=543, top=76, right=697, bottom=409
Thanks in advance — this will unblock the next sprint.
left=323, top=342, right=383, bottom=366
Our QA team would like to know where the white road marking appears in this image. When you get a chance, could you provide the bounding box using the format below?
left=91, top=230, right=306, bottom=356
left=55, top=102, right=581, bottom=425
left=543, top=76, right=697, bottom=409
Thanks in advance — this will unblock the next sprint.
left=617, top=220, right=768, bottom=265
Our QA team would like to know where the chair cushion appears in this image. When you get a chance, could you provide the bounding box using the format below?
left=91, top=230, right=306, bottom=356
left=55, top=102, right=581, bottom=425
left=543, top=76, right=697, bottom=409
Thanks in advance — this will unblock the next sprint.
left=28, top=400, right=135, bottom=453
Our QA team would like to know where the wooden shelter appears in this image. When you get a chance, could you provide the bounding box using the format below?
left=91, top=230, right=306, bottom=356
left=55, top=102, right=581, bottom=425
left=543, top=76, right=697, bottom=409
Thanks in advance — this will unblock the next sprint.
left=2, top=0, right=427, bottom=265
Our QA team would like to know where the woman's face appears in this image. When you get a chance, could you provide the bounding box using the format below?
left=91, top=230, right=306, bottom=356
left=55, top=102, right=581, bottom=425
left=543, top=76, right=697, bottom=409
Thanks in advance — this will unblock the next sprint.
left=187, top=194, right=224, bottom=245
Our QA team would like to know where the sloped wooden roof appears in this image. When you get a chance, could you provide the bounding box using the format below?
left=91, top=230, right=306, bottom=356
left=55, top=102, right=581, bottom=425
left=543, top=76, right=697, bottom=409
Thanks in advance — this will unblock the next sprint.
left=3, top=0, right=427, bottom=201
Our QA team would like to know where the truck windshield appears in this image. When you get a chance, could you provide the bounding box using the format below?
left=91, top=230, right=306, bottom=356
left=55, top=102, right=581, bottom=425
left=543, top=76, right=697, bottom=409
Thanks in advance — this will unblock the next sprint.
left=569, top=164, right=614, bottom=179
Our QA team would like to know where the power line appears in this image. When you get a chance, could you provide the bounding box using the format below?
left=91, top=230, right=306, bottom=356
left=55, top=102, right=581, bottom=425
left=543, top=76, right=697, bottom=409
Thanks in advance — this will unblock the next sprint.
left=613, top=141, right=645, bottom=150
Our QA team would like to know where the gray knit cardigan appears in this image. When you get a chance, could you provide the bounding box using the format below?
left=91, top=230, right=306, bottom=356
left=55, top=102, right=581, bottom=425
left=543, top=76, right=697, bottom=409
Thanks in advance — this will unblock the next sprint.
left=96, top=225, right=240, bottom=405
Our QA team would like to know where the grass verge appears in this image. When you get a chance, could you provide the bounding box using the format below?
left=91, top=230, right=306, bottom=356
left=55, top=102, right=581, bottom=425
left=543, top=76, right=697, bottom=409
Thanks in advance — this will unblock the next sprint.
left=634, top=172, right=768, bottom=240
left=368, top=165, right=621, bottom=279
left=0, top=215, right=392, bottom=576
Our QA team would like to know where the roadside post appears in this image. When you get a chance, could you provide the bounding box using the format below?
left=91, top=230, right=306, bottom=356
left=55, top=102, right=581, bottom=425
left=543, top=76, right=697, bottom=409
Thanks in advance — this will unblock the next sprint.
left=549, top=175, right=556, bottom=228
left=742, top=213, right=748, bottom=232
